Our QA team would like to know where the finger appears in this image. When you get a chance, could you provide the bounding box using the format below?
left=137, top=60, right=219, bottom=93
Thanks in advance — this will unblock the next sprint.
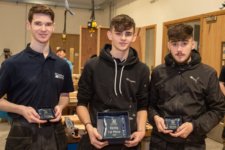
left=93, top=129, right=103, bottom=140
left=170, top=131, right=182, bottom=137
left=93, top=140, right=108, bottom=149
left=176, top=125, right=185, bottom=132
left=162, top=129, right=173, bottom=134
left=160, top=121, right=166, bottom=130
left=31, top=117, right=47, bottom=124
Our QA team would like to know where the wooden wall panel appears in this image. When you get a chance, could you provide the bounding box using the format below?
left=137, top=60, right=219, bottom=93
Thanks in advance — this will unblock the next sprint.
left=80, top=27, right=98, bottom=70
left=131, top=36, right=142, bottom=61
left=98, top=27, right=111, bottom=54
left=50, top=33, right=80, bottom=74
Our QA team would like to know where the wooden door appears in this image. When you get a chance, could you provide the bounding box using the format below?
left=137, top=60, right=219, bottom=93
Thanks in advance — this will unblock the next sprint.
left=50, top=33, right=80, bottom=74
left=202, top=14, right=225, bottom=75
left=80, top=27, right=98, bottom=73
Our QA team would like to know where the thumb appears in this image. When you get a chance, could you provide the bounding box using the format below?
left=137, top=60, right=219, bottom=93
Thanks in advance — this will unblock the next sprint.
left=93, top=128, right=102, bottom=140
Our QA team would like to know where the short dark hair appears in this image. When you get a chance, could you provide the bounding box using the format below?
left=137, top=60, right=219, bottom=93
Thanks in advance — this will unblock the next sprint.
left=28, top=4, right=55, bottom=23
left=167, top=24, right=193, bottom=41
left=56, top=48, right=66, bottom=53
left=110, top=14, right=135, bottom=33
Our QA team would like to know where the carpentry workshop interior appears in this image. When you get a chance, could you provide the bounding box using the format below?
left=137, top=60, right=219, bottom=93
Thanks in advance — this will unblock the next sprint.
left=1, top=0, right=225, bottom=150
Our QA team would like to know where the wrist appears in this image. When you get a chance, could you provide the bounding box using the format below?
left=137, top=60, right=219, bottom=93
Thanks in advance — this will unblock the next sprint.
left=85, top=122, right=92, bottom=131
left=154, top=115, right=160, bottom=121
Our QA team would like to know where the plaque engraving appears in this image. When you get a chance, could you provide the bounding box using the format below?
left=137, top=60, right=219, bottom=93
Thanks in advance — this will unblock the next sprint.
left=37, top=108, right=56, bottom=120
left=164, top=116, right=182, bottom=131
left=103, top=116, right=126, bottom=138
left=97, top=111, right=130, bottom=144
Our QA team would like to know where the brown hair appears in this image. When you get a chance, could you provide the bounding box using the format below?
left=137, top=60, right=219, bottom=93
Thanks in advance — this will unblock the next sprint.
left=56, top=48, right=66, bottom=53
left=167, top=24, right=193, bottom=41
left=28, top=4, right=55, bottom=23
left=110, top=14, right=135, bottom=33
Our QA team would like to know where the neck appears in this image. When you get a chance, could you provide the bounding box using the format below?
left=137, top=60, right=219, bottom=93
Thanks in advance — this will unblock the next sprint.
left=30, top=41, right=50, bottom=58
left=110, top=47, right=129, bottom=61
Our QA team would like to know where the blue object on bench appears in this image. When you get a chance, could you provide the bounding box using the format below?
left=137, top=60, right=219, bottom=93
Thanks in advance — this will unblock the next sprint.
left=68, top=143, right=78, bottom=150
left=0, top=110, right=8, bottom=118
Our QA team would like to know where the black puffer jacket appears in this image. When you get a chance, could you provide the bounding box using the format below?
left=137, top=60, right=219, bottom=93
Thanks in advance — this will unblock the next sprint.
left=148, top=49, right=225, bottom=143
left=78, top=44, right=150, bottom=132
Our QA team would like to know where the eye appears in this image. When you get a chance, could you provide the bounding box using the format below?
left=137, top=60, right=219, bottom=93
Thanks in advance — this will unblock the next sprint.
left=34, top=22, right=42, bottom=26
left=181, top=42, right=188, bottom=46
left=46, top=23, right=53, bottom=26
left=116, top=32, right=121, bottom=36
left=171, top=43, right=177, bottom=46
left=125, top=32, right=132, bottom=37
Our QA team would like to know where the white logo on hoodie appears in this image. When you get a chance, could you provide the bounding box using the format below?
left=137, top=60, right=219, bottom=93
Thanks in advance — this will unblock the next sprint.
left=126, top=78, right=136, bottom=83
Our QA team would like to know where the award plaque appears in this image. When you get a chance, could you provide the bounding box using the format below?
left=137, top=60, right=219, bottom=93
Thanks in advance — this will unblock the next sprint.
left=97, top=111, right=130, bottom=144
left=37, top=107, right=56, bottom=120
left=164, top=116, right=182, bottom=131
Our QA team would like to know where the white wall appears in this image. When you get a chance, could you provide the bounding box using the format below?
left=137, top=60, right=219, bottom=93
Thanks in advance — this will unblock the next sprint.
left=112, top=0, right=225, bottom=66
left=0, top=1, right=109, bottom=65
left=1, top=0, right=224, bottom=66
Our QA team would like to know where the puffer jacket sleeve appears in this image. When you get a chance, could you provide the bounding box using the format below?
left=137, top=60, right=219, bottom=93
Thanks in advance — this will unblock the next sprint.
left=148, top=69, right=160, bottom=125
left=191, top=69, right=225, bottom=136
left=77, top=60, right=94, bottom=107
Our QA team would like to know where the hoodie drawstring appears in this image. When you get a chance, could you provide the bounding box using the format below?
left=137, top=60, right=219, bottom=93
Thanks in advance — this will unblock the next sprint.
left=119, top=66, right=125, bottom=95
left=113, top=59, right=118, bottom=96
left=113, top=59, right=125, bottom=96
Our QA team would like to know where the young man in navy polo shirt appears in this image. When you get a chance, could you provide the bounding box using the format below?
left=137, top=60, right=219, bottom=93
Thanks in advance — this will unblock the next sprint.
left=0, top=4, right=74, bottom=150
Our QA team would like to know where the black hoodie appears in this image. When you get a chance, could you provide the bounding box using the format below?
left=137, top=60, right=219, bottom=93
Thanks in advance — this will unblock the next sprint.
left=148, top=49, right=225, bottom=143
left=77, top=44, right=150, bottom=132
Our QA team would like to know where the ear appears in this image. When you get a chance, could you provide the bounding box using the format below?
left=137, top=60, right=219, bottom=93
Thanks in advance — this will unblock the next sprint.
left=26, top=21, right=31, bottom=30
left=107, top=31, right=112, bottom=40
left=131, top=33, right=137, bottom=42
left=191, top=40, right=196, bottom=49
left=52, top=23, right=56, bottom=32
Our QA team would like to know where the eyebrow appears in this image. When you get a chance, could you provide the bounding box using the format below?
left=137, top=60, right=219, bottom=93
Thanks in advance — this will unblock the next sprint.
left=171, top=40, right=188, bottom=42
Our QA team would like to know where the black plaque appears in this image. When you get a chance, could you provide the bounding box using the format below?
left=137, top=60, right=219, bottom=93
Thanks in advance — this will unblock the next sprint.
left=37, top=107, right=56, bottom=120
left=164, top=116, right=182, bottom=131
left=97, top=112, right=130, bottom=144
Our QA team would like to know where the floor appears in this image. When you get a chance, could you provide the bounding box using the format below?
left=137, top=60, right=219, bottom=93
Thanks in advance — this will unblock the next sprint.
left=0, top=120, right=224, bottom=150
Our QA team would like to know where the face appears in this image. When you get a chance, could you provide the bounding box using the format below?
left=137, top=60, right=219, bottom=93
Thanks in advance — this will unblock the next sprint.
left=167, top=37, right=195, bottom=64
left=26, top=13, right=55, bottom=44
left=56, top=51, right=62, bottom=57
left=56, top=51, right=65, bottom=59
left=107, top=27, right=136, bottom=52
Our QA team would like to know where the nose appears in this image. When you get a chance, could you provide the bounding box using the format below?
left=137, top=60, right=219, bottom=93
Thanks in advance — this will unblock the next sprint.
left=41, top=25, right=46, bottom=31
left=121, top=33, right=126, bottom=40
left=177, top=44, right=182, bottom=51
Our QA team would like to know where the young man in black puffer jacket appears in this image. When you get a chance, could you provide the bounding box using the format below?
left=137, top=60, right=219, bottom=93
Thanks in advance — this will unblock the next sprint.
left=148, top=24, right=225, bottom=150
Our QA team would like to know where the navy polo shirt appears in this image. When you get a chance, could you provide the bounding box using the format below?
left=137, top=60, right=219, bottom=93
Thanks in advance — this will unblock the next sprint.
left=0, top=44, right=74, bottom=118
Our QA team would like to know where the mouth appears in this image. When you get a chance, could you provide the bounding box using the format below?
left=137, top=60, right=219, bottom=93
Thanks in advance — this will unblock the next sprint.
left=176, top=53, right=184, bottom=57
left=120, top=43, right=127, bottom=46
left=39, top=34, right=48, bottom=38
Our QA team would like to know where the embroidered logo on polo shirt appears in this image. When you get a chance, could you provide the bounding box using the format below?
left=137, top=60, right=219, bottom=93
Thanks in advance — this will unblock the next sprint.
left=55, top=73, right=64, bottom=80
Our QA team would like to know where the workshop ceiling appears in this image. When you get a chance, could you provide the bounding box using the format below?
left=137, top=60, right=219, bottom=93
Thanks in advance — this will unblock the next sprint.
left=0, top=0, right=118, bottom=10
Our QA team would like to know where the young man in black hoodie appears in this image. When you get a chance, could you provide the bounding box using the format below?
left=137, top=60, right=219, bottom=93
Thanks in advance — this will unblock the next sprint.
left=77, top=14, right=150, bottom=150
left=148, top=24, right=225, bottom=150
